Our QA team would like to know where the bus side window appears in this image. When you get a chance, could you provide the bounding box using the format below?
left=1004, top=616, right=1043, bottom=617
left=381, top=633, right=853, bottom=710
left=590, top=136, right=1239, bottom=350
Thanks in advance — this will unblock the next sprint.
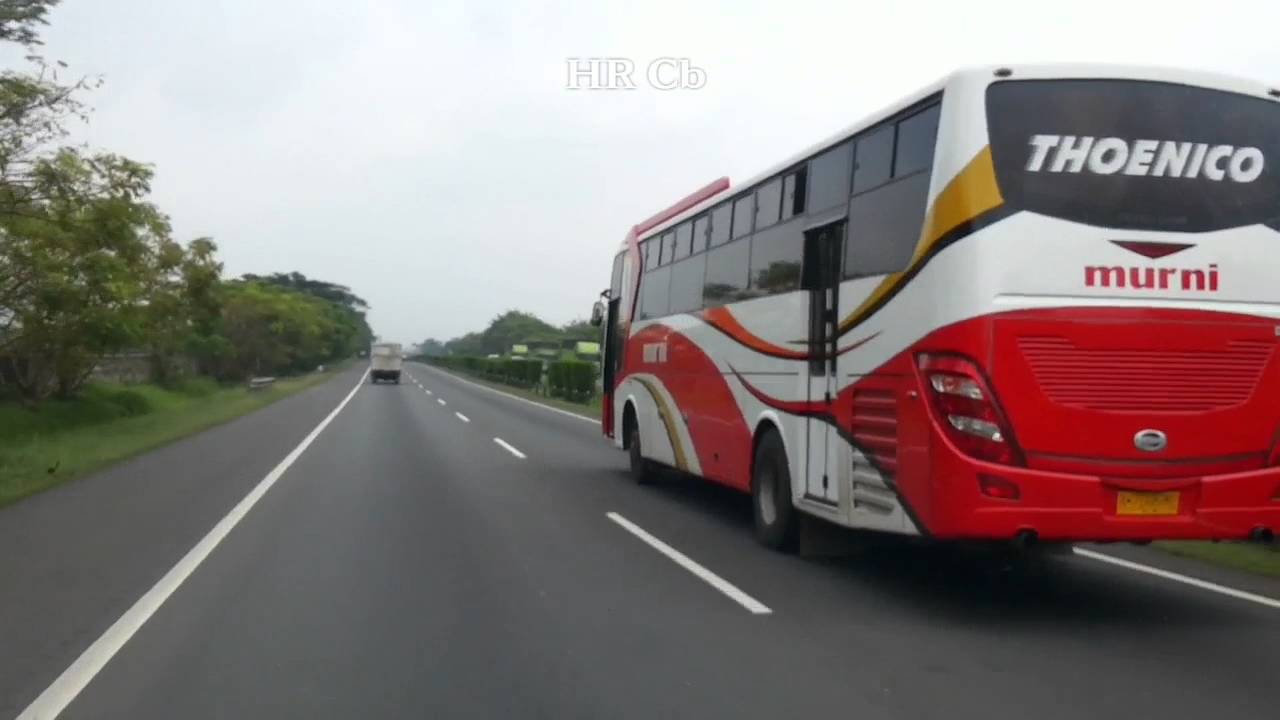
left=640, top=266, right=671, bottom=319
left=782, top=167, right=806, bottom=220
left=644, top=238, right=660, bottom=271
left=846, top=173, right=929, bottom=278
left=692, top=215, right=710, bottom=254
left=732, top=195, right=753, bottom=239
left=845, top=102, right=940, bottom=279
left=755, top=178, right=782, bottom=230
left=673, top=222, right=693, bottom=261
left=702, top=237, right=751, bottom=306
left=748, top=220, right=804, bottom=296
left=709, top=203, right=732, bottom=247
left=668, top=253, right=708, bottom=314
left=853, top=125, right=894, bottom=193
left=807, top=142, right=852, bottom=213
left=894, top=104, right=941, bottom=177
left=610, top=251, right=624, bottom=298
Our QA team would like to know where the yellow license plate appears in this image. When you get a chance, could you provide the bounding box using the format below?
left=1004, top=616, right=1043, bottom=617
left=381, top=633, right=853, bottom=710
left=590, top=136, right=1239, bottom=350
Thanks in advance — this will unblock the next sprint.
left=1116, top=490, right=1180, bottom=516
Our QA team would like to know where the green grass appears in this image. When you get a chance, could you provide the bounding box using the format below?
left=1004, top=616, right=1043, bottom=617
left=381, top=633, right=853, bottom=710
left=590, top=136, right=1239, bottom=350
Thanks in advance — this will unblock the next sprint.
left=0, top=368, right=342, bottom=508
left=1155, top=541, right=1280, bottom=579
left=427, top=366, right=601, bottom=420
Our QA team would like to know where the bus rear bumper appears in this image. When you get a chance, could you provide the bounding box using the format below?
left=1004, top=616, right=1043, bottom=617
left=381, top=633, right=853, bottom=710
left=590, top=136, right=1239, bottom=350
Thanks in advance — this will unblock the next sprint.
left=924, top=458, right=1280, bottom=542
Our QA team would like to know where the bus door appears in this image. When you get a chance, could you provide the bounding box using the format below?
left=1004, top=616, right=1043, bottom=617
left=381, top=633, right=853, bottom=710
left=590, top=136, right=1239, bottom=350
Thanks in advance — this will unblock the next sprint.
left=600, top=292, right=624, bottom=436
left=802, top=220, right=844, bottom=504
left=597, top=251, right=628, bottom=438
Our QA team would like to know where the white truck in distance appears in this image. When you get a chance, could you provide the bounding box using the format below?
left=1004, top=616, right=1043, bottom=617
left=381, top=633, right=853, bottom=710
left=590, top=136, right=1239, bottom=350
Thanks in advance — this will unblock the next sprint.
left=369, top=343, right=403, bottom=384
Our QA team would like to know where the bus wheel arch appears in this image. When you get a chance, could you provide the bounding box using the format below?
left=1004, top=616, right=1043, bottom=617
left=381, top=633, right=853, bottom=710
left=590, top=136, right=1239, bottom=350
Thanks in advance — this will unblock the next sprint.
left=751, top=419, right=799, bottom=551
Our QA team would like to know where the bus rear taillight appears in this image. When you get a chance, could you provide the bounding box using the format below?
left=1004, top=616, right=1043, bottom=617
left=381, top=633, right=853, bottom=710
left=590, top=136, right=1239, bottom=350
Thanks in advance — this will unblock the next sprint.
left=918, top=354, right=1025, bottom=466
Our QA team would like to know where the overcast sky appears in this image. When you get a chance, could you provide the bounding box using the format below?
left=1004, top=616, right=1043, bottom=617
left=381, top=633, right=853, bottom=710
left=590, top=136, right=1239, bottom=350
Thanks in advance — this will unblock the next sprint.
left=24, top=0, right=1280, bottom=344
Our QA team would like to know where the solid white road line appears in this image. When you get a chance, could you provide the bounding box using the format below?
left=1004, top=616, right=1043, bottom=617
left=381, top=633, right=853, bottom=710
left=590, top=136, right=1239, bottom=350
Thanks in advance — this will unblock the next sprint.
left=606, top=512, right=772, bottom=615
left=437, top=398, right=446, bottom=406
left=455, top=412, right=470, bottom=423
left=18, top=369, right=370, bottom=720
left=493, top=437, right=526, bottom=459
left=416, top=363, right=595, bottom=424
left=1073, top=547, right=1280, bottom=610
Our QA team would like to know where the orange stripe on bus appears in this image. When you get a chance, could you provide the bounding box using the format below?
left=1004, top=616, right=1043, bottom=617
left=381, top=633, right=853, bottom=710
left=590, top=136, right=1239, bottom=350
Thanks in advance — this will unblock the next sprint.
left=701, top=306, right=811, bottom=360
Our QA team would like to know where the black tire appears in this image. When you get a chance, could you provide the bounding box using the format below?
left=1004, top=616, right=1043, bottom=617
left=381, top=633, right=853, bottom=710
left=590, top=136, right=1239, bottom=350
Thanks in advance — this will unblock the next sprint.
left=627, top=417, right=654, bottom=485
left=752, top=429, right=799, bottom=551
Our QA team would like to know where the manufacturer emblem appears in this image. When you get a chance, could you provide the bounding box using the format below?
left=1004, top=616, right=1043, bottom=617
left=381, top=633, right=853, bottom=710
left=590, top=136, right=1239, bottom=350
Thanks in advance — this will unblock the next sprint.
left=1134, top=429, right=1168, bottom=453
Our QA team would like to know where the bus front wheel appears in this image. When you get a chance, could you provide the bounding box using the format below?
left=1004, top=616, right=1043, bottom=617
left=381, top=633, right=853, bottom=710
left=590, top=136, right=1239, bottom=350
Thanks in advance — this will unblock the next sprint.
left=752, top=429, right=798, bottom=551
left=627, top=418, right=654, bottom=485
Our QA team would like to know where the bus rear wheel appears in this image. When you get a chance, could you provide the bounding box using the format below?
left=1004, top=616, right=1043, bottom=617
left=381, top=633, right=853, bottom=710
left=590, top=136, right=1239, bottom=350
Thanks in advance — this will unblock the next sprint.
left=753, top=429, right=798, bottom=551
left=627, top=420, right=654, bottom=485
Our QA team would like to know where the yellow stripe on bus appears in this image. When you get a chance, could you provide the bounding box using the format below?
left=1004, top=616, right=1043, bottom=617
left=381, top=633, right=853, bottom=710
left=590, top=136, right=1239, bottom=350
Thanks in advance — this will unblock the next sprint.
left=633, top=376, right=690, bottom=472
left=838, top=145, right=1005, bottom=335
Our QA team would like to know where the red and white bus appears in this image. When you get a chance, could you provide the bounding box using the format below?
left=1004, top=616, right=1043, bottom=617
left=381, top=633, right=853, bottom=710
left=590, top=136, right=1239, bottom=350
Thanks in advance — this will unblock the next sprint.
left=592, top=64, right=1280, bottom=550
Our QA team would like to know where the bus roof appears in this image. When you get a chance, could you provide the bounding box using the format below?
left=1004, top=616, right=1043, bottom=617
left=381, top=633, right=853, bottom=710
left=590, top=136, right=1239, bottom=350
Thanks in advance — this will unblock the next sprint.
left=626, top=63, right=1278, bottom=247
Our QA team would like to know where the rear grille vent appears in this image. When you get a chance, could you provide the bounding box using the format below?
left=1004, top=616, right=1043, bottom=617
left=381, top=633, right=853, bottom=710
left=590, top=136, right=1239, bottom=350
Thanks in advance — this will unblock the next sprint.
left=851, top=389, right=898, bottom=473
left=1017, top=336, right=1273, bottom=412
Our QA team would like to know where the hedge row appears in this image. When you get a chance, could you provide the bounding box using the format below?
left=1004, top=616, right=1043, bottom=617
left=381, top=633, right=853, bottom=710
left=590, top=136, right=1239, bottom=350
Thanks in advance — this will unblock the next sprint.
left=429, top=355, right=597, bottom=403
left=546, top=361, right=595, bottom=401
left=432, top=356, right=542, bottom=388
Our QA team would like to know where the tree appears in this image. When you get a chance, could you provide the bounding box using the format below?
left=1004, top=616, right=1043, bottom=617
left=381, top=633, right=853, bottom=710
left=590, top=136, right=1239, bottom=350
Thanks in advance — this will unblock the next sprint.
left=445, top=331, right=484, bottom=357
left=140, top=237, right=228, bottom=384
left=180, top=238, right=229, bottom=374
left=0, top=2, right=376, bottom=400
left=212, top=278, right=372, bottom=380
left=0, top=1, right=100, bottom=224
left=1, top=151, right=172, bottom=401
left=560, top=318, right=597, bottom=341
left=417, top=338, right=446, bottom=357
left=0, top=0, right=59, bottom=45
left=243, top=271, right=372, bottom=353
left=477, top=310, right=559, bottom=356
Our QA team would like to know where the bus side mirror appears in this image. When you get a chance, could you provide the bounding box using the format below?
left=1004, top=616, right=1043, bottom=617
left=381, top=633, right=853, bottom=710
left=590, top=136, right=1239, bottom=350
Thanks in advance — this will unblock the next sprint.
left=590, top=300, right=605, bottom=327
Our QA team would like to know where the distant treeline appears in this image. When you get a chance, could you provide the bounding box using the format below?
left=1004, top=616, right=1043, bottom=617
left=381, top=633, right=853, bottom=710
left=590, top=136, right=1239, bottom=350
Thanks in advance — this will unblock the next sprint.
left=417, top=310, right=596, bottom=358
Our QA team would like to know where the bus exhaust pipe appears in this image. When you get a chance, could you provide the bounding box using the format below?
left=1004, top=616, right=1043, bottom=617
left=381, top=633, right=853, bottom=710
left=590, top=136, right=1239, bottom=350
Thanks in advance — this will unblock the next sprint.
left=1011, top=529, right=1039, bottom=551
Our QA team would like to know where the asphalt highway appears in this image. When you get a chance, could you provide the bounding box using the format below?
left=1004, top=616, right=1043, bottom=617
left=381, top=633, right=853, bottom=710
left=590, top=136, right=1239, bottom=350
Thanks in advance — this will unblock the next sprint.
left=3, top=362, right=1278, bottom=719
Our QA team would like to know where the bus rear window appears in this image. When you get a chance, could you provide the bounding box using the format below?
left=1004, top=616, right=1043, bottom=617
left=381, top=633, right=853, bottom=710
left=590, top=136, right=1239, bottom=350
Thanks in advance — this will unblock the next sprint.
left=986, top=79, right=1280, bottom=232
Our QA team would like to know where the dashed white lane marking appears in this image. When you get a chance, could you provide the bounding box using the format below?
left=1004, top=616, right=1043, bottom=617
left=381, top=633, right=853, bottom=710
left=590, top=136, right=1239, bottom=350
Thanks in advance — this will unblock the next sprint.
left=606, top=512, right=772, bottom=615
left=493, top=437, right=526, bottom=459
left=424, top=388, right=433, bottom=395
left=455, top=412, right=470, bottom=423
left=1073, top=547, right=1280, bottom=610
left=437, top=399, right=446, bottom=406
left=17, top=369, right=371, bottom=720
left=417, top=363, right=594, bottom=424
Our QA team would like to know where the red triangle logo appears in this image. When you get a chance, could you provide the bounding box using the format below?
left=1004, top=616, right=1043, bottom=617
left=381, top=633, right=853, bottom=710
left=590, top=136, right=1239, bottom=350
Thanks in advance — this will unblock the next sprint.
left=1110, top=240, right=1195, bottom=259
